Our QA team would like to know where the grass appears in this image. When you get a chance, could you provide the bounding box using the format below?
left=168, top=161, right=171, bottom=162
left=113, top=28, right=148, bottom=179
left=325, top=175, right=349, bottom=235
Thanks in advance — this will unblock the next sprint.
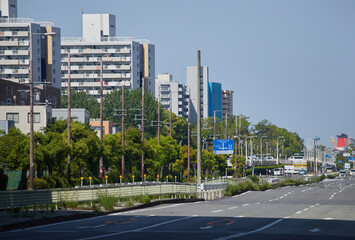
left=97, top=190, right=118, bottom=210
left=226, top=174, right=328, bottom=197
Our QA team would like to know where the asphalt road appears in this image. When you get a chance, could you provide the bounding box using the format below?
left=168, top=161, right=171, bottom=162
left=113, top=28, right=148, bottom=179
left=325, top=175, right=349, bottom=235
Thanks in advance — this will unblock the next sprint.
left=2, top=176, right=355, bottom=240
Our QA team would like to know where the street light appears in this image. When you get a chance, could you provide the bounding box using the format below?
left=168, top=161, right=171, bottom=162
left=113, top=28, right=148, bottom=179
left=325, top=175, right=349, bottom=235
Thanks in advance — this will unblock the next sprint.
left=313, top=136, right=320, bottom=175
left=29, top=31, right=56, bottom=190
left=259, top=136, right=267, bottom=164
left=276, top=136, right=284, bottom=165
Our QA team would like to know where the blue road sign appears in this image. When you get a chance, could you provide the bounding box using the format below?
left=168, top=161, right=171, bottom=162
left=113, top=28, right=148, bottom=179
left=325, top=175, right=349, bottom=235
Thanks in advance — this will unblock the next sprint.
left=325, top=154, right=332, bottom=159
left=338, top=161, right=342, bottom=163
left=348, top=157, right=355, bottom=162
left=213, top=139, right=234, bottom=154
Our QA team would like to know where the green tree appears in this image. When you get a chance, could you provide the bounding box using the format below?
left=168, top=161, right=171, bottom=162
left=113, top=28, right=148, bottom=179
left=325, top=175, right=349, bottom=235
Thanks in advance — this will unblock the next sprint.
left=61, top=90, right=100, bottom=118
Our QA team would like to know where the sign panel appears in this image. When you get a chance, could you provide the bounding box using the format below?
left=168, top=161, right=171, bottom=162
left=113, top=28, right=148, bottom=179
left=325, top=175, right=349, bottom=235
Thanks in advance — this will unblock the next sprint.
left=325, top=154, right=332, bottom=159
left=213, top=139, right=234, bottom=154
left=348, top=157, right=355, bottom=162
left=344, top=163, right=350, bottom=169
left=343, top=153, right=350, bottom=157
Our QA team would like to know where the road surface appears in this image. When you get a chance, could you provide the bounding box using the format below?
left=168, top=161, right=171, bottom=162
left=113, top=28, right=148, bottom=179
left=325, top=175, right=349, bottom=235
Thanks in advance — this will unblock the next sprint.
left=2, top=177, right=355, bottom=239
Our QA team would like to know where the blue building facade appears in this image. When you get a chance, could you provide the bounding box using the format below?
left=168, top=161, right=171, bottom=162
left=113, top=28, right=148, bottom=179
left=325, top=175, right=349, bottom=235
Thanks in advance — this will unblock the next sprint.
left=208, top=82, right=222, bottom=120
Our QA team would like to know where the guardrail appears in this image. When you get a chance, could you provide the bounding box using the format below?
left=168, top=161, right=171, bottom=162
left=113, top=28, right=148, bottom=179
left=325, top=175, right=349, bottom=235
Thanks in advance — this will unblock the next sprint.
left=0, top=182, right=197, bottom=210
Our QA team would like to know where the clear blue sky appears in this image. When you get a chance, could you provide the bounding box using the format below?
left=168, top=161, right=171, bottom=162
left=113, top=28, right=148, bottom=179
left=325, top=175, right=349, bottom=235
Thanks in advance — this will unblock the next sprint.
left=19, top=0, right=355, bottom=146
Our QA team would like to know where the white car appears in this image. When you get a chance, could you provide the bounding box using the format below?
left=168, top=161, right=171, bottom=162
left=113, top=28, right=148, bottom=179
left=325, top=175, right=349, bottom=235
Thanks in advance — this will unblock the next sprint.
left=350, top=169, right=355, bottom=176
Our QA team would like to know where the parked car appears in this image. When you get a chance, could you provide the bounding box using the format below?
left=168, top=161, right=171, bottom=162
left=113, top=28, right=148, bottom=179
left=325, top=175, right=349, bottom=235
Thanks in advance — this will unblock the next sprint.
left=339, top=169, right=346, bottom=179
left=350, top=169, right=355, bottom=176
left=299, top=170, right=306, bottom=175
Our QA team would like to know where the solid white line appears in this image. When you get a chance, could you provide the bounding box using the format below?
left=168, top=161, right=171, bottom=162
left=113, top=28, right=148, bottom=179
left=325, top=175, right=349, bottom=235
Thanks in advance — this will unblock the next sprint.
left=214, top=218, right=283, bottom=240
left=77, top=215, right=198, bottom=240
left=115, top=204, right=182, bottom=214
left=38, top=231, right=77, bottom=233
left=212, top=210, right=223, bottom=213
left=16, top=214, right=107, bottom=232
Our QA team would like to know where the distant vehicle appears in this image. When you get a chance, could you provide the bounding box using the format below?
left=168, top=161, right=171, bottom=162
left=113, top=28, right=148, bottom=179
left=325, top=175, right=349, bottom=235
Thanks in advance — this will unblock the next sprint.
left=350, top=169, right=355, bottom=176
left=339, top=169, right=346, bottom=179
left=299, top=170, right=306, bottom=175
left=274, top=168, right=284, bottom=176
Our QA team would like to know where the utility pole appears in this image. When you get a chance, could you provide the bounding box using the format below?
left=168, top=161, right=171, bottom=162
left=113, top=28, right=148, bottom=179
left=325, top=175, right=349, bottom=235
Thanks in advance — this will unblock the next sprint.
left=99, top=59, right=103, bottom=178
left=67, top=53, right=71, bottom=182
left=225, top=113, right=228, bottom=139
left=197, top=50, right=202, bottom=184
left=188, top=98, right=191, bottom=182
left=113, top=86, right=127, bottom=181
left=121, top=85, right=125, bottom=180
left=170, top=91, right=172, bottom=137
left=141, top=78, right=145, bottom=180
left=276, top=136, right=284, bottom=165
left=158, top=85, right=161, bottom=145
left=238, top=116, right=242, bottom=155
left=234, top=115, right=238, bottom=177
left=29, top=32, right=34, bottom=190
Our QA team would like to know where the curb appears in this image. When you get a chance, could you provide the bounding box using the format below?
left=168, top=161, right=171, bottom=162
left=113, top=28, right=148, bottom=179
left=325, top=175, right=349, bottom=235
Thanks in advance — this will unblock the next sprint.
left=0, top=198, right=204, bottom=232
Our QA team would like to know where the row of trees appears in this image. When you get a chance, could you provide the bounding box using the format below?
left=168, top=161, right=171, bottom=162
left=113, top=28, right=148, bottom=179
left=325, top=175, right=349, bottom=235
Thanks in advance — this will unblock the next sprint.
left=0, top=89, right=303, bottom=189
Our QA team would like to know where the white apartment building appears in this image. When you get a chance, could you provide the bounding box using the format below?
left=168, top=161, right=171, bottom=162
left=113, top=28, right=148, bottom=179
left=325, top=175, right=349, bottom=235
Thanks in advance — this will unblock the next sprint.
left=222, top=89, right=234, bottom=121
left=0, top=0, right=17, bottom=18
left=186, top=66, right=209, bottom=122
left=0, top=18, right=61, bottom=89
left=61, top=14, right=155, bottom=98
left=155, top=73, right=189, bottom=120
left=0, top=105, right=51, bottom=133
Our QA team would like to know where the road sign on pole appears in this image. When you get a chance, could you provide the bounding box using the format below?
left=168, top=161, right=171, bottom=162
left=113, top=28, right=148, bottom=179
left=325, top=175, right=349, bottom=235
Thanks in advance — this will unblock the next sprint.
left=348, top=157, right=355, bottom=162
left=213, top=139, right=234, bottom=154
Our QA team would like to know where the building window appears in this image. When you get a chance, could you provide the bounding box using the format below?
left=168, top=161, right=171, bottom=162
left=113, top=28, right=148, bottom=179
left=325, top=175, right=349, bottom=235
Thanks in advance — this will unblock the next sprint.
left=27, top=113, right=40, bottom=123
left=6, top=113, right=19, bottom=123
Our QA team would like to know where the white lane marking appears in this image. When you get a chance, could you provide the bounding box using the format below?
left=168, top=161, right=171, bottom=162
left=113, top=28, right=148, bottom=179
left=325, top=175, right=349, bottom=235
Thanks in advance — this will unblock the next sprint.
left=38, top=231, right=77, bottom=233
left=288, top=192, right=292, bottom=194
left=117, top=204, right=182, bottom=214
left=303, top=208, right=309, bottom=211
left=228, top=206, right=239, bottom=210
left=200, top=225, right=213, bottom=230
left=310, top=205, right=315, bottom=208
left=212, top=209, right=223, bottom=213
left=269, top=199, right=273, bottom=202
left=295, top=211, right=302, bottom=214
left=256, top=202, right=261, bottom=205
left=77, top=215, right=198, bottom=240
left=323, top=217, right=333, bottom=220
left=214, top=218, right=283, bottom=239
left=315, top=203, right=320, bottom=206
left=13, top=214, right=108, bottom=232
left=279, top=196, right=284, bottom=199
left=78, top=224, right=105, bottom=229
left=236, top=215, right=244, bottom=218
left=283, top=216, right=291, bottom=219
left=309, top=228, right=321, bottom=233
left=242, top=204, right=249, bottom=206
left=150, top=214, right=156, bottom=216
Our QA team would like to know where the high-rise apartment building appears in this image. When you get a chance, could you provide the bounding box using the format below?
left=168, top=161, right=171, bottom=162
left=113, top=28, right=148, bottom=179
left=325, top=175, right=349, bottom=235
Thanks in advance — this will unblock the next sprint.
left=186, top=66, right=209, bottom=122
left=155, top=73, right=189, bottom=120
left=0, top=6, right=61, bottom=105
left=0, top=0, right=17, bottom=18
left=208, top=82, right=222, bottom=120
left=61, top=14, right=155, bottom=97
left=222, top=89, right=234, bottom=121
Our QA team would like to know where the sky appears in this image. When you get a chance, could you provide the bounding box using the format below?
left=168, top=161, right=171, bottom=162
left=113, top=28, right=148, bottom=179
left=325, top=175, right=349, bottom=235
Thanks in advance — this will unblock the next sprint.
left=19, top=0, right=355, bottom=147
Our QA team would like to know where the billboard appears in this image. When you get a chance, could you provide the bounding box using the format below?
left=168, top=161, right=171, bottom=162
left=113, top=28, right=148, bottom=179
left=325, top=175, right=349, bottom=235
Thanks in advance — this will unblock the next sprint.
left=213, top=139, right=234, bottom=154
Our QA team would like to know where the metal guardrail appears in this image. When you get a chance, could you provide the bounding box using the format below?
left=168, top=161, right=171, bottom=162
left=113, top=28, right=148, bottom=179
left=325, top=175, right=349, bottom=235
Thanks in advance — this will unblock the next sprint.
left=0, top=182, right=197, bottom=210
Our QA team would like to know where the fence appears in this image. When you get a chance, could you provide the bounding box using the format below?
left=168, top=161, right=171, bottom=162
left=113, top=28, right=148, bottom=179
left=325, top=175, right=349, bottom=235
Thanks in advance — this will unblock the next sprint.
left=0, top=182, right=197, bottom=210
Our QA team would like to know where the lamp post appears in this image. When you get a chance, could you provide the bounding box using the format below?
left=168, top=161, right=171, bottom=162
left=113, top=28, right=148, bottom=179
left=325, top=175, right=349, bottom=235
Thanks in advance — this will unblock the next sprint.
left=265, top=142, right=268, bottom=157
left=259, top=136, right=267, bottom=162
left=29, top=31, right=56, bottom=190
left=313, top=136, right=320, bottom=175
left=276, top=136, right=284, bottom=165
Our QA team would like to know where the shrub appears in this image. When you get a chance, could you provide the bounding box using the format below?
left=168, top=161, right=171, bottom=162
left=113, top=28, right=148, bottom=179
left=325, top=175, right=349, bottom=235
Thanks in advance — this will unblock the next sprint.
left=135, top=194, right=152, bottom=203
left=33, top=178, right=49, bottom=189
left=326, top=174, right=335, bottom=179
left=258, top=182, right=272, bottom=191
left=247, top=175, right=260, bottom=184
left=97, top=190, right=117, bottom=210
